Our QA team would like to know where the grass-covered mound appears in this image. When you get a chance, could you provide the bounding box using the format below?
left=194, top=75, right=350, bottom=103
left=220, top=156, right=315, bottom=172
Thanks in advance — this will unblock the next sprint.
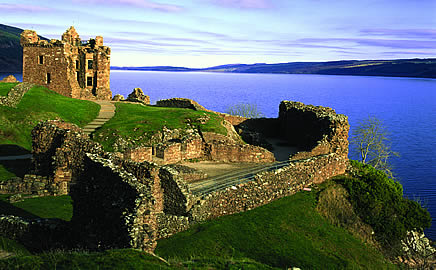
left=0, top=85, right=100, bottom=150
left=0, top=195, right=72, bottom=221
left=93, top=102, right=228, bottom=152
left=156, top=190, right=397, bottom=269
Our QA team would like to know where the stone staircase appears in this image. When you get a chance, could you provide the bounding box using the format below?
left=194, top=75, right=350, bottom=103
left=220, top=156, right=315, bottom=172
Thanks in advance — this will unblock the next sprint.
left=82, top=100, right=116, bottom=135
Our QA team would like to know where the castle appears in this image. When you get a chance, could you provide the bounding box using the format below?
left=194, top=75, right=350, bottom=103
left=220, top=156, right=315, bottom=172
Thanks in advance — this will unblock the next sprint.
left=20, top=26, right=112, bottom=100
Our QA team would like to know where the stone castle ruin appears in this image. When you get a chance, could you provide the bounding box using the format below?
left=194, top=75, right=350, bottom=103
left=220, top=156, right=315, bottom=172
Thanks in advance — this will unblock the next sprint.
left=20, top=26, right=112, bottom=100
left=0, top=100, right=350, bottom=252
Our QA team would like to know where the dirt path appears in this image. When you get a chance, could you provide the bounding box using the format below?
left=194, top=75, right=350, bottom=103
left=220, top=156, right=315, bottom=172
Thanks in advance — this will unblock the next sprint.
left=82, top=100, right=116, bottom=135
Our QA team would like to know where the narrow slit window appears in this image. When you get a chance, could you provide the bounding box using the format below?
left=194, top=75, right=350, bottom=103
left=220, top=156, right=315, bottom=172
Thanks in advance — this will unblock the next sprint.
left=46, top=73, right=51, bottom=84
left=76, top=60, right=79, bottom=69
left=87, top=60, right=93, bottom=69
left=39, top=55, right=44, bottom=64
left=87, top=76, right=93, bottom=87
left=76, top=72, right=79, bottom=82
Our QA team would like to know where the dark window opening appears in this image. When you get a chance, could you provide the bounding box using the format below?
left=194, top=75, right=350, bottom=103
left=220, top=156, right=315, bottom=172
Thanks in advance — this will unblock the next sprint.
left=39, top=55, right=44, bottom=65
left=76, top=72, right=79, bottom=82
left=46, top=73, right=51, bottom=84
left=88, top=60, right=93, bottom=69
left=76, top=60, right=79, bottom=69
left=87, top=76, right=93, bottom=87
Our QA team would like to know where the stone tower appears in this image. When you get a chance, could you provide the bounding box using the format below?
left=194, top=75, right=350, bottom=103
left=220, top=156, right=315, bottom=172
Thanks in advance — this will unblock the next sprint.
left=20, top=26, right=112, bottom=100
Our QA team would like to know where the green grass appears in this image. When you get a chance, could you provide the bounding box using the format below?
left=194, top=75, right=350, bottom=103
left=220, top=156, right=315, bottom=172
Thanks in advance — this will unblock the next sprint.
left=0, top=195, right=73, bottom=221
left=0, top=164, right=17, bottom=181
left=0, top=82, right=18, bottom=96
left=0, top=158, right=31, bottom=181
left=0, top=236, right=31, bottom=257
left=0, top=249, right=277, bottom=269
left=93, top=103, right=227, bottom=151
left=156, top=190, right=397, bottom=269
left=0, top=85, right=100, bottom=150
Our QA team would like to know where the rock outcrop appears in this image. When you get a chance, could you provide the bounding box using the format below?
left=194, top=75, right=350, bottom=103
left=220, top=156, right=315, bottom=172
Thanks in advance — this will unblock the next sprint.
left=126, top=88, right=150, bottom=104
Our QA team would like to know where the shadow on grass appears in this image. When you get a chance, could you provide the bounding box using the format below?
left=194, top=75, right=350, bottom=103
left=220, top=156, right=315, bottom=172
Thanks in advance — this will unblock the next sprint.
left=0, top=144, right=31, bottom=156
left=0, top=159, right=31, bottom=179
left=0, top=145, right=31, bottom=179
left=0, top=199, right=39, bottom=219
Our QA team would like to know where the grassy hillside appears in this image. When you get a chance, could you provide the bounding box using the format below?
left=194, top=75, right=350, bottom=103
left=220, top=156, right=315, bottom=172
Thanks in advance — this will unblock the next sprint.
left=93, top=102, right=227, bottom=152
left=0, top=181, right=397, bottom=269
left=0, top=84, right=100, bottom=150
left=156, top=190, right=397, bottom=269
left=0, top=83, right=99, bottom=182
left=0, top=24, right=23, bottom=72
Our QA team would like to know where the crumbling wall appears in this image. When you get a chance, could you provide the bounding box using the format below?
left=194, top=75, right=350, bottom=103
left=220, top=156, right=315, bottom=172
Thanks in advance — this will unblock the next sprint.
left=156, top=98, right=208, bottom=111
left=124, top=147, right=152, bottom=162
left=70, top=154, right=161, bottom=251
left=0, top=82, right=34, bottom=107
left=208, top=141, right=275, bottom=163
left=0, top=175, right=67, bottom=196
left=190, top=153, right=347, bottom=221
left=31, top=120, right=103, bottom=192
left=278, top=101, right=349, bottom=160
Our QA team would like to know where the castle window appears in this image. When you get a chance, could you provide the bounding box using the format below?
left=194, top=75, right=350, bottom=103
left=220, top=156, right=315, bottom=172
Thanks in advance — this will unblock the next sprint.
left=87, top=76, right=93, bottom=87
left=46, top=73, right=51, bottom=84
left=39, top=55, right=44, bottom=65
left=76, top=72, right=79, bottom=82
left=76, top=60, right=79, bottom=69
left=87, top=60, right=93, bottom=70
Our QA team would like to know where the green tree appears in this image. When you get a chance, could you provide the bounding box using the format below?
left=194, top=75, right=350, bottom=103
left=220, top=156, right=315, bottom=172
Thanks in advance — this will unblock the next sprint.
left=351, top=116, right=399, bottom=178
left=226, top=103, right=264, bottom=118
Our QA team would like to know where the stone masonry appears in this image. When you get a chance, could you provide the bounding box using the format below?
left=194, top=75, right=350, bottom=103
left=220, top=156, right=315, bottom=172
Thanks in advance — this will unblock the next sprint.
left=21, top=26, right=112, bottom=100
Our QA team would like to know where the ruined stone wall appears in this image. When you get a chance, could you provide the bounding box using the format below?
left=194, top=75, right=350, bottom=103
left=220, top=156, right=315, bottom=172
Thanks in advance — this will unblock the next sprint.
left=70, top=154, right=161, bottom=251
left=278, top=101, right=349, bottom=161
left=156, top=98, right=208, bottom=111
left=0, top=82, right=34, bottom=107
left=189, top=153, right=347, bottom=221
left=31, top=120, right=103, bottom=191
left=0, top=175, right=67, bottom=196
left=208, top=141, right=275, bottom=163
left=124, top=147, right=152, bottom=162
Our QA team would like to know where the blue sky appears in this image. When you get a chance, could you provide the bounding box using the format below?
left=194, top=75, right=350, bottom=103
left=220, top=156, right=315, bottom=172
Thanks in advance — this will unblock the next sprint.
left=1, top=0, right=435, bottom=67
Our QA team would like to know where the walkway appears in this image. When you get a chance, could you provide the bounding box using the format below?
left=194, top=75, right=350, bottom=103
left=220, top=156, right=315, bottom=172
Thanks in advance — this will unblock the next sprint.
left=189, top=160, right=291, bottom=196
left=82, top=100, right=116, bottom=135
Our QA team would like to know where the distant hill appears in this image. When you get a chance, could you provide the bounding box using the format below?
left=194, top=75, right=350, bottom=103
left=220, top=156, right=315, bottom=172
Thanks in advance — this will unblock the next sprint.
left=113, top=59, right=436, bottom=78
left=0, top=24, right=47, bottom=72
left=0, top=24, right=23, bottom=72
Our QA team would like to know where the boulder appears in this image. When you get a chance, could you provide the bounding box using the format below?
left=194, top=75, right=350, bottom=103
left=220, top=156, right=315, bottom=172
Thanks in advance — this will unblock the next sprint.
left=126, top=88, right=150, bottom=104
left=112, top=94, right=124, bottom=101
left=0, top=75, right=18, bottom=83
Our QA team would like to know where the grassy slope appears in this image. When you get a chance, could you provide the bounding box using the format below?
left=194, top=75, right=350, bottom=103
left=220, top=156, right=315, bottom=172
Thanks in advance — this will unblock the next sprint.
left=0, top=85, right=100, bottom=150
left=0, top=249, right=277, bottom=269
left=0, top=195, right=73, bottom=221
left=156, top=190, right=397, bottom=269
left=93, top=102, right=227, bottom=151
left=0, top=182, right=397, bottom=269
left=0, top=82, right=18, bottom=96
left=0, top=84, right=100, bottom=181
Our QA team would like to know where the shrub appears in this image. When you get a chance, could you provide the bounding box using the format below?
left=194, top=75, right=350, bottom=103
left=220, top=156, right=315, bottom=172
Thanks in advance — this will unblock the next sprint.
left=226, top=103, right=264, bottom=118
left=337, top=161, right=431, bottom=249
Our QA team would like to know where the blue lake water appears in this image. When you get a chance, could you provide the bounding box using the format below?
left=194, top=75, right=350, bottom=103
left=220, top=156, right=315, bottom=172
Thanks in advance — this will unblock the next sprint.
left=2, top=71, right=436, bottom=239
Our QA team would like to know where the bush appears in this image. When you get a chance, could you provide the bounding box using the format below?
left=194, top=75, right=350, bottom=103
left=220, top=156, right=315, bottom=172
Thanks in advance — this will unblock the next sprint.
left=337, top=161, right=431, bottom=249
